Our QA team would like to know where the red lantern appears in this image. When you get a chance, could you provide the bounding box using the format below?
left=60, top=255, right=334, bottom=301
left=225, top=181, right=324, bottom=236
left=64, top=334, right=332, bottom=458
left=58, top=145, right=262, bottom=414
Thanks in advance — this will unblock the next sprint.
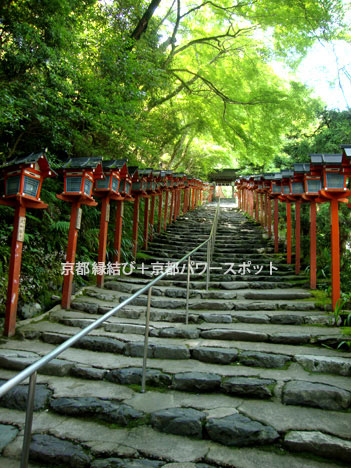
left=0, top=150, right=56, bottom=336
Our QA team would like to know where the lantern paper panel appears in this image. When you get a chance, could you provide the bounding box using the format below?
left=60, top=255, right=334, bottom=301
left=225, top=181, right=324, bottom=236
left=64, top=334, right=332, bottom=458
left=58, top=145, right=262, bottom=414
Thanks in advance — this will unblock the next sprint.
left=6, top=175, right=21, bottom=196
left=325, top=172, right=345, bottom=190
left=291, top=182, right=304, bottom=194
left=272, top=183, right=282, bottom=194
left=282, top=184, right=290, bottom=194
left=305, top=177, right=322, bottom=194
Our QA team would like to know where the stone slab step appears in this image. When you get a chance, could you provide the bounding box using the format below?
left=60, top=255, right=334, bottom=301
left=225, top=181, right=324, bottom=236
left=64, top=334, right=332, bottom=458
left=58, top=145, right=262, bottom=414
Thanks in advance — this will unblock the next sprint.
left=0, top=399, right=348, bottom=467
left=1, top=342, right=351, bottom=412
left=101, top=284, right=313, bottom=301
left=62, top=306, right=331, bottom=327
left=12, top=319, right=351, bottom=373
left=105, top=278, right=306, bottom=291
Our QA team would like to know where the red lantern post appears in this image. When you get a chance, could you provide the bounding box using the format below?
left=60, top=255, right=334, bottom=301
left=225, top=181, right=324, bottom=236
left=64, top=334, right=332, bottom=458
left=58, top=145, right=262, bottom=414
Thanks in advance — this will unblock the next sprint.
left=269, top=173, right=282, bottom=253
left=129, top=167, right=148, bottom=259
left=314, top=153, right=351, bottom=310
left=279, top=170, right=294, bottom=264
left=94, top=160, right=129, bottom=288
left=113, top=165, right=133, bottom=264
left=0, top=151, right=56, bottom=336
left=57, top=157, right=103, bottom=310
left=139, top=169, right=158, bottom=249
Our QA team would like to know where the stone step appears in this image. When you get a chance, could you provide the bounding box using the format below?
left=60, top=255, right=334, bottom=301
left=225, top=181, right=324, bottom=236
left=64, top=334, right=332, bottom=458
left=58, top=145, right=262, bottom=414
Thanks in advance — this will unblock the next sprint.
left=106, top=278, right=307, bottom=290
left=68, top=302, right=332, bottom=326
left=1, top=370, right=351, bottom=466
left=72, top=293, right=321, bottom=314
left=102, top=283, right=313, bottom=301
left=23, top=309, right=347, bottom=348
left=1, top=340, right=351, bottom=410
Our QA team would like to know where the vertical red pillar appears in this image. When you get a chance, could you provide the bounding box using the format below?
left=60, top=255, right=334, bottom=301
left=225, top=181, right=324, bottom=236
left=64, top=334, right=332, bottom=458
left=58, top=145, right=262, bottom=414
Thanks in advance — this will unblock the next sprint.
left=268, top=198, right=272, bottom=238
left=4, top=204, right=26, bottom=336
left=191, top=188, right=195, bottom=210
left=295, top=200, right=301, bottom=275
left=330, top=198, right=340, bottom=310
left=158, top=192, right=163, bottom=233
left=62, top=201, right=81, bottom=310
left=265, top=193, right=268, bottom=230
left=310, top=200, right=317, bottom=289
left=149, top=195, right=156, bottom=242
left=169, top=190, right=174, bottom=224
left=183, top=189, right=188, bottom=214
left=132, top=195, right=140, bottom=258
left=97, top=196, right=111, bottom=288
left=286, top=202, right=291, bottom=264
left=163, top=190, right=169, bottom=230
left=260, top=194, right=264, bottom=226
left=255, top=192, right=259, bottom=221
left=143, top=197, right=149, bottom=250
left=274, top=198, right=279, bottom=253
left=113, top=200, right=123, bottom=263
left=173, top=190, right=178, bottom=221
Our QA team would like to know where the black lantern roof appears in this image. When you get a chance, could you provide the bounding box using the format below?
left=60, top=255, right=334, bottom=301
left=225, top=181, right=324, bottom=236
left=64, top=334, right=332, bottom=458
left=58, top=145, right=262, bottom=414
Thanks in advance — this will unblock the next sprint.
left=1, top=150, right=57, bottom=177
left=310, top=153, right=342, bottom=165
left=127, top=166, right=139, bottom=178
left=274, top=173, right=282, bottom=180
left=294, top=163, right=310, bottom=173
left=138, top=168, right=153, bottom=177
left=263, top=173, right=275, bottom=180
left=341, top=144, right=351, bottom=158
left=154, top=170, right=168, bottom=181
left=281, top=169, right=294, bottom=178
left=102, top=159, right=127, bottom=169
left=2, top=151, right=45, bottom=167
left=208, top=168, right=241, bottom=183
left=62, top=157, right=102, bottom=169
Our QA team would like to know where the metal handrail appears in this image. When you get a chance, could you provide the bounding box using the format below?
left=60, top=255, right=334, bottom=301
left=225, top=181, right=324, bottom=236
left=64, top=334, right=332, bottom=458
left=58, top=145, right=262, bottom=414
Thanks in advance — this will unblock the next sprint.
left=0, top=198, right=221, bottom=468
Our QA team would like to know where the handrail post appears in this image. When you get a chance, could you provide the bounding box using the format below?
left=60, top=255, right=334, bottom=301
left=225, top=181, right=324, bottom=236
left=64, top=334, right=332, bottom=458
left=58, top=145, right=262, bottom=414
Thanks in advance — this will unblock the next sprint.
left=20, top=371, right=37, bottom=468
left=141, top=287, right=152, bottom=393
left=206, top=240, right=210, bottom=291
left=185, top=256, right=191, bottom=325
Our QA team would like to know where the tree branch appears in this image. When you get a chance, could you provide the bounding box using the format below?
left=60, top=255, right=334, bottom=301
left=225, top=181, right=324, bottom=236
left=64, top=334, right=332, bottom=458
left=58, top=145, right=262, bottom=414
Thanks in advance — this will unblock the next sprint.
left=180, top=1, right=256, bottom=20
left=163, top=0, right=181, bottom=66
left=155, top=0, right=176, bottom=33
left=170, top=26, right=256, bottom=58
left=169, top=68, right=271, bottom=106
left=130, top=0, right=162, bottom=41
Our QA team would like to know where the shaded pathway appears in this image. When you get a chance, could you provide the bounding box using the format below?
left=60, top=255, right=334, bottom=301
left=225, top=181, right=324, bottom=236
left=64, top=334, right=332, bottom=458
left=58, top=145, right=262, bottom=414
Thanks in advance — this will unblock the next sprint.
left=0, top=201, right=350, bottom=467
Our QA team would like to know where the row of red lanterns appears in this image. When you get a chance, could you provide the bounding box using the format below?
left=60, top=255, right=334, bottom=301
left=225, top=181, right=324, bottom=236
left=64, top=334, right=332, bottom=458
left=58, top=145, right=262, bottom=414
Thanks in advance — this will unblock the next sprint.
left=235, top=145, right=351, bottom=312
left=0, top=153, right=215, bottom=337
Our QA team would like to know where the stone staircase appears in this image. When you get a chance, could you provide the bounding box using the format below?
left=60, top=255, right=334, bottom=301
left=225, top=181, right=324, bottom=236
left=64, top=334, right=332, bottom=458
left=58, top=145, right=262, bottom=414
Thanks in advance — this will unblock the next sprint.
left=0, top=201, right=351, bottom=468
